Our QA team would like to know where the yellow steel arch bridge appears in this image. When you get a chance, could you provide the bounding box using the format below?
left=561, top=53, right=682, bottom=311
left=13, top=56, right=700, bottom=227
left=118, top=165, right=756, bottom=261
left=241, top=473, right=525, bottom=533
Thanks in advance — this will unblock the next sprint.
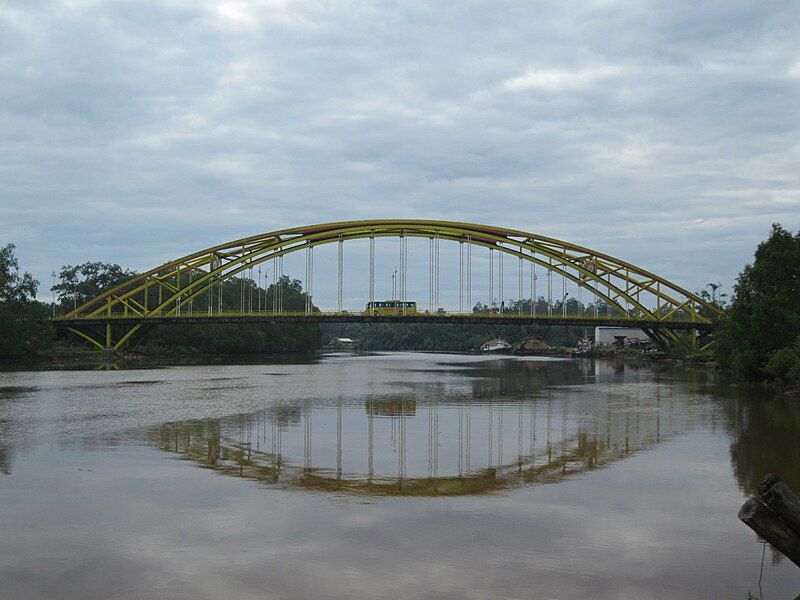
left=55, top=220, right=722, bottom=351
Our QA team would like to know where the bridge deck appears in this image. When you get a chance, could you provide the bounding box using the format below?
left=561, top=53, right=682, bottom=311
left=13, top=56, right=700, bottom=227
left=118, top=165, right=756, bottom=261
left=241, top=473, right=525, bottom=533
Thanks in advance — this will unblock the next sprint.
left=56, top=311, right=712, bottom=330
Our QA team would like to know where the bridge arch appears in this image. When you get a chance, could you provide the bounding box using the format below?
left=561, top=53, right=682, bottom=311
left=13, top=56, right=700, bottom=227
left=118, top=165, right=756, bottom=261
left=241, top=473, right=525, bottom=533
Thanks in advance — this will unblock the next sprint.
left=58, top=220, right=721, bottom=350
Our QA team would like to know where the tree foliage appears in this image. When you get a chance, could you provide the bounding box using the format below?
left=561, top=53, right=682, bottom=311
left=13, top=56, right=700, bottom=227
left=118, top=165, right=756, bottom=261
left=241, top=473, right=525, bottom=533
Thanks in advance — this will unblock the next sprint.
left=717, top=224, right=800, bottom=383
left=53, top=261, right=137, bottom=312
left=48, top=261, right=323, bottom=355
left=764, top=337, right=800, bottom=386
left=0, top=244, right=38, bottom=302
left=143, top=275, right=322, bottom=354
left=324, top=316, right=590, bottom=353
left=0, top=244, right=51, bottom=359
left=325, top=295, right=601, bottom=351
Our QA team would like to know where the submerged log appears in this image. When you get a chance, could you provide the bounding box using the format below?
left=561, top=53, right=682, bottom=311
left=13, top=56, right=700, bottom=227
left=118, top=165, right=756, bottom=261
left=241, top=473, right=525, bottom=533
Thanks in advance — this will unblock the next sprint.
left=739, top=498, right=800, bottom=568
left=759, top=474, right=800, bottom=537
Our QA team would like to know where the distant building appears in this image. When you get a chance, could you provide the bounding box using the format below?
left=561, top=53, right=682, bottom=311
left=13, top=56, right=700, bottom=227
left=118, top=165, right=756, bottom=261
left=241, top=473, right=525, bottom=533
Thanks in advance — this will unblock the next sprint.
left=594, top=327, right=647, bottom=347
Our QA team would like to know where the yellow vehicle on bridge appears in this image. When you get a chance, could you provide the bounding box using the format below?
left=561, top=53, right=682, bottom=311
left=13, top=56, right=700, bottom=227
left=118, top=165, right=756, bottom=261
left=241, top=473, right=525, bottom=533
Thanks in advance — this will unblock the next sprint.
left=365, top=301, right=417, bottom=315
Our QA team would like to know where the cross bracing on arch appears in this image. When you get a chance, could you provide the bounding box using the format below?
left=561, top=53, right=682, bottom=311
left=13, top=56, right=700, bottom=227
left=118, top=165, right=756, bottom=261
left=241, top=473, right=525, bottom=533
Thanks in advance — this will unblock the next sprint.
left=58, top=220, right=721, bottom=350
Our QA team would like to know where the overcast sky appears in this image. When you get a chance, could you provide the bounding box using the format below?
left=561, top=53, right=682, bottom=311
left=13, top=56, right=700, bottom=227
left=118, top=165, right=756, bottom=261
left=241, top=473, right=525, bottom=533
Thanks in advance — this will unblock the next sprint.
left=1, top=0, right=798, bottom=307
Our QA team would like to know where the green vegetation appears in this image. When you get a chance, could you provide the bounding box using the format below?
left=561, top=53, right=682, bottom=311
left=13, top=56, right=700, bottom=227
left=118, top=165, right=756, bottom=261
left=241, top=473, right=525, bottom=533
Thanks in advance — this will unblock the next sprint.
left=763, top=337, right=800, bottom=385
left=52, top=262, right=322, bottom=355
left=324, top=297, right=609, bottom=351
left=140, top=276, right=321, bottom=355
left=1, top=253, right=321, bottom=359
left=53, top=261, right=136, bottom=311
left=323, top=320, right=589, bottom=352
left=0, top=244, right=52, bottom=359
left=716, top=224, right=800, bottom=386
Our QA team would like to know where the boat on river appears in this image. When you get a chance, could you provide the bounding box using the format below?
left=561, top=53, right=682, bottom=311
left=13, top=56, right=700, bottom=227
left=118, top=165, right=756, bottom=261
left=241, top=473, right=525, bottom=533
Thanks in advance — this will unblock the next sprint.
left=515, top=335, right=553, bottom=356
left=571, top=336, right=593, bottom=358
left=480, top=338, right=513, bottom=354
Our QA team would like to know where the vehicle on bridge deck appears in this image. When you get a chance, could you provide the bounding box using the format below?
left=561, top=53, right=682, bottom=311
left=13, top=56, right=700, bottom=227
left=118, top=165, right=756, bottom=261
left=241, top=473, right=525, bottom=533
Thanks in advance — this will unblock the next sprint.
left=365, top=300, right=417, bottom=315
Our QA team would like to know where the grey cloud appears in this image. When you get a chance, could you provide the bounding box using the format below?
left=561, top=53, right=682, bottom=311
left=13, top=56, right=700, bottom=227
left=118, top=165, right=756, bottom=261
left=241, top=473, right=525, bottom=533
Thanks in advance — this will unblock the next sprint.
left=0, top=0, right=798, bottom=305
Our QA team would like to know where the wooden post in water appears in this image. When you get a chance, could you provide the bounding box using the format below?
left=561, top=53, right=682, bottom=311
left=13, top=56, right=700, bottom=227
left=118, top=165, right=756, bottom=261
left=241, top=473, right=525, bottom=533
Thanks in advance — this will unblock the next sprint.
left=760, top=474, right=800, bottom=537
left=739, top=474, right=800, bottom=568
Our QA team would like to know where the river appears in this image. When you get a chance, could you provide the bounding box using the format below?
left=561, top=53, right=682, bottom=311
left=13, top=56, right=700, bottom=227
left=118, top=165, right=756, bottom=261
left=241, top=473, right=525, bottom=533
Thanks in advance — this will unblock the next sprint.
left=1, top=353, right=798, bottom=599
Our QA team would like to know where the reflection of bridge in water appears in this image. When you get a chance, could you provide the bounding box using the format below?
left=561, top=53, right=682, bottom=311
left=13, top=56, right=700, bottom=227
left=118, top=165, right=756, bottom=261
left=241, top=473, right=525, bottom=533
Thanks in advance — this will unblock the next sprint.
left=147, top=365, right=692, bottom=496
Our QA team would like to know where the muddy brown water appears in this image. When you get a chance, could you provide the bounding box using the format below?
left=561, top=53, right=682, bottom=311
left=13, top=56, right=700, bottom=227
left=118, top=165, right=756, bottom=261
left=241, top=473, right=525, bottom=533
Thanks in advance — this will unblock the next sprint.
left=1, top=353, right=798, bottom=599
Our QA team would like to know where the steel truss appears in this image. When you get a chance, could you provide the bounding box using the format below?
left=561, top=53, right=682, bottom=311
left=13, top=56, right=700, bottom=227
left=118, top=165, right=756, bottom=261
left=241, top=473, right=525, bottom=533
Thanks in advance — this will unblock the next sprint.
left=57, top=220, right=722, bottom=350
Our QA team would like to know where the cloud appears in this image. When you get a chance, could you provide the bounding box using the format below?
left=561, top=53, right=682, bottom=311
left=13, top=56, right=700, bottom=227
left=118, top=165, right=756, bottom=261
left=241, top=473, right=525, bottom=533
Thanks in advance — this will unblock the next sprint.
left=0, top=0, right=798, bottom=306
left=503, top=66, right=624, bottom=92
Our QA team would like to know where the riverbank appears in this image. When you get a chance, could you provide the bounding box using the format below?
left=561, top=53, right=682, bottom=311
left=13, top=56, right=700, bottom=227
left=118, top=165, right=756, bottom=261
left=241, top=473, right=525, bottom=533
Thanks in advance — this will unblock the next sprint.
left=0, top=343, right=714, bottom=367
left=590, top=346, right=716, bottom=366
left=0, top=344, right=322, bottom=370
left=591, top=348, right=800, bottom=398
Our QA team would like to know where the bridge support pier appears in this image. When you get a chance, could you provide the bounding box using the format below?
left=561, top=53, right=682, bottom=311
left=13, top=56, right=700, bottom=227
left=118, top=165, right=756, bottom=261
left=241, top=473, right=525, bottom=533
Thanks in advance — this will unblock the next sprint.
left=62, top=322, right=154, bottom=353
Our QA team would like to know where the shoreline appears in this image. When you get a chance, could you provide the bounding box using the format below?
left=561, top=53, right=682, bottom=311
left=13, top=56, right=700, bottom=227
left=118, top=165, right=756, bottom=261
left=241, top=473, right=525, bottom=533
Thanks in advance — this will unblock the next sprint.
left=0, top=345, right=707, bottom=368
left=3, top=348, right=797, bottom=396
left=0, top=347, right=323, bottom=370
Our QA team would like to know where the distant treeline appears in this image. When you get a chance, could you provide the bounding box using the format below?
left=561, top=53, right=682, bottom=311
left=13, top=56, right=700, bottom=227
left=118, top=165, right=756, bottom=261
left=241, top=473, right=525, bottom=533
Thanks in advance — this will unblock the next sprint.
left=54, top=263, right=322, bottom=355
left=322, top=321, right=589, bottom=352
left=139, top=276, right=322, bottom=355
left=0, top=249, right=322, bottom=358
left=324, top=296, right=619, bottom=351
left=0, top=244, right=52, bottom=359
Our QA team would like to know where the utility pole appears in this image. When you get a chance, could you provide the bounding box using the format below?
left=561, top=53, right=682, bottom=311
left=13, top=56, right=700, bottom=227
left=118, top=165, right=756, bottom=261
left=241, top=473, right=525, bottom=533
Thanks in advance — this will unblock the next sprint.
left=51, top=271, right=56, bottom=317
left=392, top=269, right=397, bottom=303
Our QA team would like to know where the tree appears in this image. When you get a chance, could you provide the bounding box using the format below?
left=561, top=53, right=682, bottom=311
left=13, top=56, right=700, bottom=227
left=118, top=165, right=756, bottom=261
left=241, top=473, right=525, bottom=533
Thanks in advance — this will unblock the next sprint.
left=0, top=244, right=38, bottom=302
left=139, top=275, right=322, bottom=355
left=53, top=261, right=137, bottom=312
left=717, top=224, right=800, bottom=381
left=764, top=337, right=800, bottom=387
left=0, top=244, right=51, bottom=359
